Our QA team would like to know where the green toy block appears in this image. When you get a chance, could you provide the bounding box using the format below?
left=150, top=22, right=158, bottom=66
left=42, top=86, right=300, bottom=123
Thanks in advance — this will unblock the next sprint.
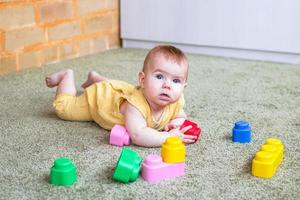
left=50, top=157, right=77, bottom=186
left=113, top=147, right=142, bottom=183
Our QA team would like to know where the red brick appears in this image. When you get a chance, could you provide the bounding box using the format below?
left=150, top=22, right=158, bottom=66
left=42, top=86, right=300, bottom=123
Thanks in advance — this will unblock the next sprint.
left=79, top=36, right=108, bottom=56
left=79, top=39, right=92, bottom=56
left=77, top=0, right=106, bottom=16
left=19, top=50, right=40, bottom=70
left=48, top=22, right=81, bottom=41
left=5, top=26, right=45, bottom=51
left=108, top=32, right=120, bottom=48
left=107, top=0, right=119, bottom=10
left=0, top=31, right=4, bottom=51
left=112, top=12, right=119, bottom=26
left=84, top=14, right=113, bottom=34
left=39, top=1, right=73, bottom=23
left=93, top=36, right=107, bottom=53
left=0, top=5, right=35, bottom=29
left=40, top=46, right=58, bottom=65
left=59, top=43, right=77, bottom=60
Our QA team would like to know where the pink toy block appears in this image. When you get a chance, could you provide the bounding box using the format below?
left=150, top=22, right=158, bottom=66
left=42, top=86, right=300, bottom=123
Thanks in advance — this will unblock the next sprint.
left=141, top=154, right=184, bottom=183
left=109, top=125, right=130, bottom=147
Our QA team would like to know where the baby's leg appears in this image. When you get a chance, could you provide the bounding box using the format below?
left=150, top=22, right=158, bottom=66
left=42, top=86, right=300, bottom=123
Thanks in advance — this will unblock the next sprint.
left=45, top=69, right=76, bottom=97
left=81, top=70, right=108, bottom=89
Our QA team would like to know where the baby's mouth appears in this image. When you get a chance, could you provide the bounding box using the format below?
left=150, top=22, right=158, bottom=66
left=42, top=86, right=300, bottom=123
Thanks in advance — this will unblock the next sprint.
left=159, top=93, right=170, bottom=100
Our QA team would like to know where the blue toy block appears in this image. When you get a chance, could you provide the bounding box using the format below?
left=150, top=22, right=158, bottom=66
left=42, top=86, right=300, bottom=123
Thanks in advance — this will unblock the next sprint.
left=232, top=121, right=251, bottom=143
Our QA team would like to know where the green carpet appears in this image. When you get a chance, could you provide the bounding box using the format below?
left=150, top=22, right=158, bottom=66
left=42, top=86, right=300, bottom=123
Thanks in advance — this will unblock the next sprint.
left=0, top=48, right=299, bottom=200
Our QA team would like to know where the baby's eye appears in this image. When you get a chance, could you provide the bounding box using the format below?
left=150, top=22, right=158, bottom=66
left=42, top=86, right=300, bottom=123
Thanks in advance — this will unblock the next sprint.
left=173, top=79, right=181, bottom=83
left=155, top=74, right=164, bottom=79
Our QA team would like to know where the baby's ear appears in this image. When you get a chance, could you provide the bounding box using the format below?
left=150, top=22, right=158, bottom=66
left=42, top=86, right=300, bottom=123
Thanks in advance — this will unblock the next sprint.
left=184, top=82, right=188, bottom=88
left=138, top=71, right=145, bottom=88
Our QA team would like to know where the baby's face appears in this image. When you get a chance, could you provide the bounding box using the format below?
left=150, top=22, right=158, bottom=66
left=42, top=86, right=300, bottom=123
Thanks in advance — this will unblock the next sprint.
left=139, top=55, right=188, bottom=109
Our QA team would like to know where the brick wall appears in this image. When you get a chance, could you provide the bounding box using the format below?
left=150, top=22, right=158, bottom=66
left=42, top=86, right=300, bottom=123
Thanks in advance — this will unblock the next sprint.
left=0, top=0, right=120, bottom=75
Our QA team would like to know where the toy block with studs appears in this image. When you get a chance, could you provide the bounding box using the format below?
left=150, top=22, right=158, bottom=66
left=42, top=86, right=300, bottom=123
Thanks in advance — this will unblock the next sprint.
left=180, top=119, right=201, bottom=141
left=50, top=157, right=77, bottom=186
left=161, top=137, right=185, bottom=163
left=141, top=154, right=185, bottom=183
left=232, top=120, right=251, bottom=143
left=252, top=138, right=284, bottom=178
left=109, top=125, right=130, bottom=147
left=113, top=147, right=142, bottom=183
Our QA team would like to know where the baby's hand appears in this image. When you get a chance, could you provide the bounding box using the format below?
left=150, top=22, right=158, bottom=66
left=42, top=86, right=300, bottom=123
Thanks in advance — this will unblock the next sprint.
left=168, top=125, right=197, bottom=144
left=163, top=120, right=184, bottom=131
left=164, top=123, right=177, bottom=131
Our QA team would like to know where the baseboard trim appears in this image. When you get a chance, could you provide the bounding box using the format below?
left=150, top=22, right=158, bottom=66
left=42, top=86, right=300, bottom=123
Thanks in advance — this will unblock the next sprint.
left=122, top=39, right=300, bottom=64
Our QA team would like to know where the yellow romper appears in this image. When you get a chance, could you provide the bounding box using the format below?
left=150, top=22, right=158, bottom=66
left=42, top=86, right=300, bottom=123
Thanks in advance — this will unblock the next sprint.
left=53, top=80, right=184, bottom=130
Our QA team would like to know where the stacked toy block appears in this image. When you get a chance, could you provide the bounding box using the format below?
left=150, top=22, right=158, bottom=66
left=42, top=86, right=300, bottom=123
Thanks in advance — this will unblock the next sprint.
left=141, top=137, right=185, bottom=183
left=252, top=138, right=284, bottom=178
left=111, top=137, right=186, bottom=183
left=110, top=120, right=201, bottom=183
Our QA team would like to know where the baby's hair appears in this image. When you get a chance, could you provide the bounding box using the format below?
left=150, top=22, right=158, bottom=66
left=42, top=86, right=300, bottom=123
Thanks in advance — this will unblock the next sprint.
left=143, top=45, right=188, bottom=72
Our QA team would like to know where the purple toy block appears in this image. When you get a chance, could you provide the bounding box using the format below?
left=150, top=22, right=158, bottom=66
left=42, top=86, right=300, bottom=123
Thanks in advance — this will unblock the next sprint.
left=109, top=125, right=130, bottom=147
left=141, top=154, right=184, bottom=183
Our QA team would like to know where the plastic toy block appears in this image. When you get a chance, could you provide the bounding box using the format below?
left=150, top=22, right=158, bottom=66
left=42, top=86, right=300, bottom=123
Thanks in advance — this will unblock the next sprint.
left=113, top=147, right=142, bottom=183
left=266, top=138, right=284, bottom=166
left=50, top=157, right=77, bottom=186
left=141, top=154, right=185, bottom=183
left=232, top=120, right=251, bottom=143
left=252, top=138, right=284, bottom=178
left=161, top=137, right=185, bottom=163
left=180, top=120, right=201, bottom=141
left=110, top=125, right=130, bottom=147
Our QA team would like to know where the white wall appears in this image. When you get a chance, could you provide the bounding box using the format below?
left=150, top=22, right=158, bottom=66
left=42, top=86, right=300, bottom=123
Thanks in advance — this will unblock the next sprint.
left=121, top=0, right=300, bottom=64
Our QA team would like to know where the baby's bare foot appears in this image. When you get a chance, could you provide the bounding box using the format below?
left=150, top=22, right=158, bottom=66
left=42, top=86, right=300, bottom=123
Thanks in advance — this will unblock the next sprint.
left=45, top=69, right=72, bottom=88
left=81, top=71, right=106, bottom=88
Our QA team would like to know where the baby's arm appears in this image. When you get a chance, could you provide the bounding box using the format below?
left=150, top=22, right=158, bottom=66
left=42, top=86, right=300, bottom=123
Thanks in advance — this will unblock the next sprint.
left=124, top=102, right=171, bottom=147
left=124, top=102, right=194, bottom=147
left=163, top=109, right=187, bottom=131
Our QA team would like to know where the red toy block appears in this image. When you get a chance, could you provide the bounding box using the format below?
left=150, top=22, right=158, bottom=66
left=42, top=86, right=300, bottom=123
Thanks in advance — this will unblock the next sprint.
left=180, top=120, right=201, bottom=141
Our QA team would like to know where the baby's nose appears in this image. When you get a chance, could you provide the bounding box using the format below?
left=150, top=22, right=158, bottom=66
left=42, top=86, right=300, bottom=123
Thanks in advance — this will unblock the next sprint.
left=162, top=79, right=171, bottom=89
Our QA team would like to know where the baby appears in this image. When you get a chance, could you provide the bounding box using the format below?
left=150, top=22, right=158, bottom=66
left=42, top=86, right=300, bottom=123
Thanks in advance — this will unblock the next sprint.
left=45, top=45, right=197, bottom=147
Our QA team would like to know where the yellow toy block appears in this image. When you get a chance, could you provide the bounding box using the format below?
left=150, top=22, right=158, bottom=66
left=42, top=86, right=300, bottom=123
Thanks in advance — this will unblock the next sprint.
left=252, top=138, right=284, bottom=178
left=161, top=137, right=185, bottom=163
